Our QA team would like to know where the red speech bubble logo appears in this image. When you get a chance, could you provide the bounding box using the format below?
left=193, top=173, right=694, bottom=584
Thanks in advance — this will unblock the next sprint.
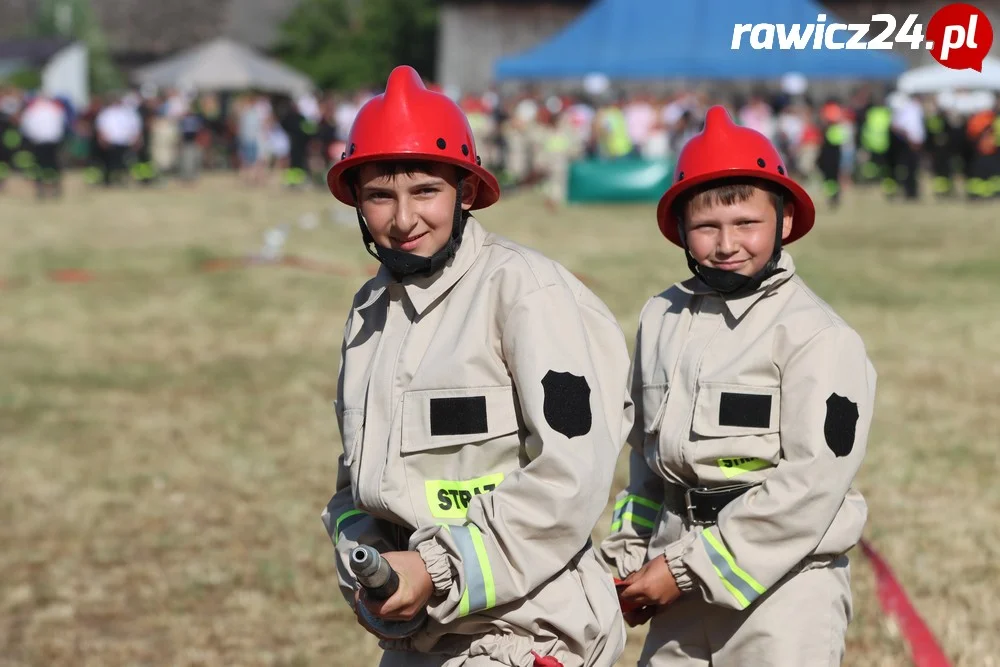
left=927, top=3, right=994, bottom=71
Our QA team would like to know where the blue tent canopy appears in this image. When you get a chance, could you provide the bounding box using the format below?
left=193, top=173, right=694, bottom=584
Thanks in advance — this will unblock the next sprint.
left=494, top=0, right=908, bottom=81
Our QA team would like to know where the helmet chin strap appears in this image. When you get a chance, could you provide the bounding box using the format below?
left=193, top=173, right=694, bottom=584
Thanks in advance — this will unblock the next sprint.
left=353, top=176, right=470, bottom=281
left=679, top=194, right=787, bottom=299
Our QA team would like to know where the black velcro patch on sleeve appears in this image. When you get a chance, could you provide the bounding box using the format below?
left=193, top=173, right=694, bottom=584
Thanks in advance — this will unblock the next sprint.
left=824, top=393, right=859, bottom=457
left=430, top=396, right=488, bottom=436
left=719, top=392, right=772, bottom=428
left=541, top=370, right=592, bottom=438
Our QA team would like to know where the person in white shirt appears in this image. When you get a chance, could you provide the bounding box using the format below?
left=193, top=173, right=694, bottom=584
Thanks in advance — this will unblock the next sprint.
left=334, top=96, right=359, bottom=143
left=624, top=94, right=657, bottom=156
left=95, top=94, right=142, bottom=186
left=20, top=93, right=67, bottom=199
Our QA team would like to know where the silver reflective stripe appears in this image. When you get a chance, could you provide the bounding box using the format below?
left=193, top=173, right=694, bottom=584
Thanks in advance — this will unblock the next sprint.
left=451, top=525, right=488, bottom=613
left=700, top=532, right=762, bottom=608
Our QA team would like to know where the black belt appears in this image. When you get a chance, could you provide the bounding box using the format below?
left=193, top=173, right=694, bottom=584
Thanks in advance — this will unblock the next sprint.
left=682, top=483, right=760, bottom=525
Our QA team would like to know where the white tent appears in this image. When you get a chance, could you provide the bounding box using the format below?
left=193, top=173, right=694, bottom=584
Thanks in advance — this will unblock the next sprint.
left=133, top=37, right=313, bottom=96
left=0, top=38, right=89, bottom=109
left=897, top=56, right=1000, bottom=94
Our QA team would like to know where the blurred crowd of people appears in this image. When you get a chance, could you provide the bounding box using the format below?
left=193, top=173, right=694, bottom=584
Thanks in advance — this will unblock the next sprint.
left=1, top=81, right=998, bottom=206
left=462, top=83, right=1000, bottom=208
left=0, top=84, right=373, bottom=199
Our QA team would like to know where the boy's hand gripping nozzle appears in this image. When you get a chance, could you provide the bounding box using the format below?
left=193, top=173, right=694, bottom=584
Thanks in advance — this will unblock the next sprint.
left=350, top=545, right=428, bottom=639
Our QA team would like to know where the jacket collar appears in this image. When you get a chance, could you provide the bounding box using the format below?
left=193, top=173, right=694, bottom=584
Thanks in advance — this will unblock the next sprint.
left=676, top=251, right=796, bottom=320
left=368, top=216, right=487, bottom=317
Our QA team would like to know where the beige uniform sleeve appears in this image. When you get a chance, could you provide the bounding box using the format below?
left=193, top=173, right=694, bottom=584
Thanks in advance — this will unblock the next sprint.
left=664, top=325, right=876, bottom=610
left=599, top=322, right=665, bottom=578
left=320, top=315, right=395, bottom=609
left=411, top=283, right=631, bottom=624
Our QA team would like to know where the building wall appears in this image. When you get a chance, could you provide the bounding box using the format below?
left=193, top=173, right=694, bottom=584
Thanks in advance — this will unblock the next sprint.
left=437, top=2, right=585, bottom=94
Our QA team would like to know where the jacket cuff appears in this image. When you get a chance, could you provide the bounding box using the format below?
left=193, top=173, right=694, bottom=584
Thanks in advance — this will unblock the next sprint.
left=416, top=538, right=454, bottom=596
left=599, top=534, right=650, bottom=580
left=663, top=532, right=699, bottom=593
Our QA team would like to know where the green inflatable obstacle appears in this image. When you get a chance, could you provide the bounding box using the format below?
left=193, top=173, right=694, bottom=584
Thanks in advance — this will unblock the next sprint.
left=568, top=157, right=675, bottom=203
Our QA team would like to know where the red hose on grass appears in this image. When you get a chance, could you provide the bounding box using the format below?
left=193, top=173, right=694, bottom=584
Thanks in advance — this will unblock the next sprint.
left=860, top=539, right=951, bottom=667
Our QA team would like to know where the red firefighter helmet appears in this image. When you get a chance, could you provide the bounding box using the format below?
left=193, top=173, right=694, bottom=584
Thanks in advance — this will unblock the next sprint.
left=657, top=105, right=815, bottom=247
left=327, top=66, right=500, bottom=209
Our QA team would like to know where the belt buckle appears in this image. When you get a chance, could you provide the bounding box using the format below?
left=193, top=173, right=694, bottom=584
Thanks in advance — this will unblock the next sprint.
left=684, top=486, right=711, bottom=525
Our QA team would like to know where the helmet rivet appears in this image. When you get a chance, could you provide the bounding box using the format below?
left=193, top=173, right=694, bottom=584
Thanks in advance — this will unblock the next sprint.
left=461, top=144, right=469, bottom=156
left=340, top=152, right=346, bottom=160
left=476, top=155, right=482, bottom=166
left=777, top=165, right=785, bottom=175
left=436, top=138, right=447, bottom=149
left=757, top=158, right=766, bottom=168
left=677, top=171, right=684, bottom=181
left=349, top=143, right=356, bottom=155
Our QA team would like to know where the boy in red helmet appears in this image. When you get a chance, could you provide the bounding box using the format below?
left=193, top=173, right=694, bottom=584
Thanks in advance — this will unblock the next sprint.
left=600, top=105, right=876, bottom=665
left=321, top=65, right=631, bottom=667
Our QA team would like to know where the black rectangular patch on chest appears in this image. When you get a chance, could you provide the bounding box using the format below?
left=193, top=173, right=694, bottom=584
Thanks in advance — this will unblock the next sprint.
left=430, top=396, right=489, bottom=436
left=719, top=392, right=772, bottom=429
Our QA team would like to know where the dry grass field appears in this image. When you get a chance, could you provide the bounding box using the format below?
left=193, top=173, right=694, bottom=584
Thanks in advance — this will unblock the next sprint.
left=1, top=174, right=997, bottom=667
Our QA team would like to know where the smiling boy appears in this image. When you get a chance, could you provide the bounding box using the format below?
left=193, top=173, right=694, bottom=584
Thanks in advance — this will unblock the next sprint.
left=321, top=66, right=631, bottom=667
left=600, top=106, right=877, bottom=666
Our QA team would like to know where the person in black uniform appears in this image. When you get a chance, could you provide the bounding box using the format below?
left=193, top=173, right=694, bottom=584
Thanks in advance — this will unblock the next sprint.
left=132, top=93, right=159, bottom=186
left=924, top=100, right=956, bottom=198
left=0, top=89, right=20, bottom=192
left=275, top=95, right=310, bottom=188
left=315, top=96, right=338, bottom=186
left=80, top=96, right=105, bottom=186
left=817, top=99, right=847, bottom=208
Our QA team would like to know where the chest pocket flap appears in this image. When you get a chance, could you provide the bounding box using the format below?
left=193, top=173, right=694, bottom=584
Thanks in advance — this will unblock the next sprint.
left=401, top=385, right=521, bottom=454
left=692, top=381, right=780, bottom=437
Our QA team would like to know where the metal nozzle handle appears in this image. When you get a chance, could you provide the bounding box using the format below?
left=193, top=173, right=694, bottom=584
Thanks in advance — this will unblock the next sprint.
left=349, top=545, right=426, bottom=638
left=350, top=545, right=398, bottom=599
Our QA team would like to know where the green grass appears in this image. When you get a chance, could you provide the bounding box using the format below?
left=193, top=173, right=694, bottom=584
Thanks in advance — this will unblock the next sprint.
left=0, top=174, right=997, bottom=667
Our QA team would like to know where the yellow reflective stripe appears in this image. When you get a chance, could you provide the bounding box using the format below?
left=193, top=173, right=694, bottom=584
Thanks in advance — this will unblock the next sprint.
left=425, top=473, right=504, bottom=519
left=614, top=494, right=661, bottom=512
left=445, top=524, right=496, bottom=617
left=701, top=530, right=766, bottom=609
left=612, top=512, right=656, bottom=531
left=334, top=509, right=365, bottom=543
left=3, top=128, right=21, bottom=148
left=717, top=457, right=772, bottom=479
left=611, top=493, right=661, bottom=532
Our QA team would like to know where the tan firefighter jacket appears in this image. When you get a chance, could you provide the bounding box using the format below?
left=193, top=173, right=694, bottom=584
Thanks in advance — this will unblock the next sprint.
left=600, top=252, right=876, bottom=611
left=323, top=217, right=632, bottom=666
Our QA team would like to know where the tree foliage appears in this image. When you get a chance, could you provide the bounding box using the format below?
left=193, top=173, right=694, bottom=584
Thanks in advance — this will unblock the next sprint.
left=1, top=68, right=43, bottom=90
left=34, top=0, right=123, bottom=93
left=275, top=0, right=439, bottom=91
